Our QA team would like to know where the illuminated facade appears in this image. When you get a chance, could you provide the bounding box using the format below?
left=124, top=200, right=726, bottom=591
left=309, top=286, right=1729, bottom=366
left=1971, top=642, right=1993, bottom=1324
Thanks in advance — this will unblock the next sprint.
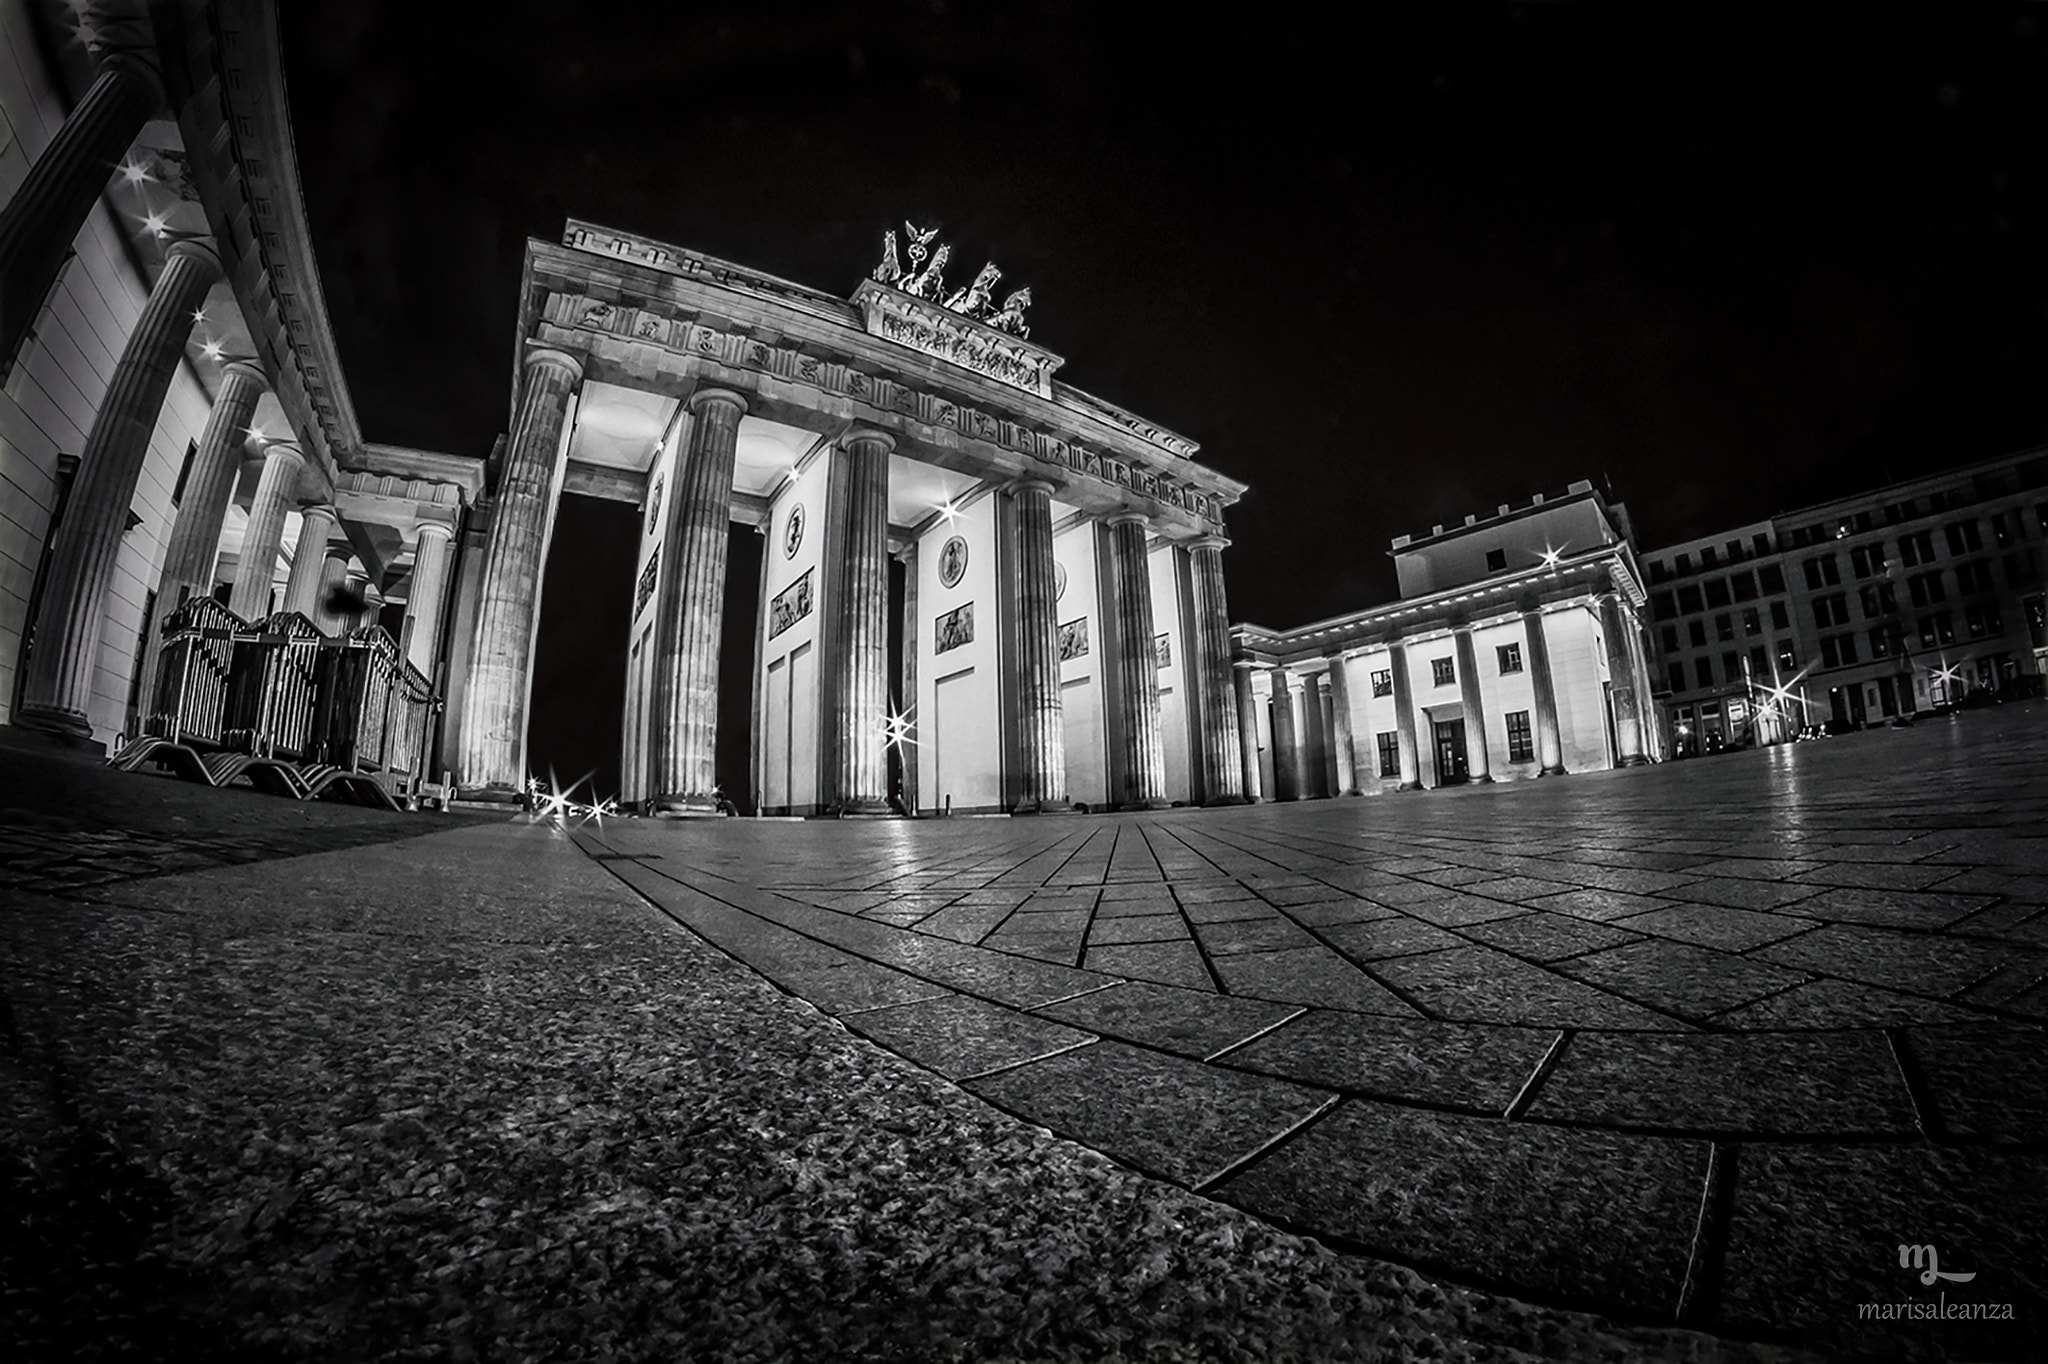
left=0, top=1, right=1252, bottom=815
left=1643, top=448, right=2048, bottom=747
left=1231, top=482, right=1662, bottom=798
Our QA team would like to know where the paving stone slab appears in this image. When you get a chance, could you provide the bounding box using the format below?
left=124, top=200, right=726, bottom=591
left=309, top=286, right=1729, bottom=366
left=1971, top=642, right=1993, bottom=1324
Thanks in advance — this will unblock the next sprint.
left=1085, top=913, right=1188, bottom=946
left=1372, top=946, right=1687, bottom=1029
left=967, top=1040, right=1332, bottom=1188
left=1789, top=886, right=1999, bottom=931
left=757, top=959, right=953, bottom=1014
left=1222, top=1010, right=1557, bottom=1113
left=1607, top=903, right=1815, bottom=952
left=844, top=992, right=1095, bottom=1080
left=1393, top=892, right=1533, bottom=928
left=1461, top=912, right=1644, bottom=963
left=1319, top=916, right=1470, bottom=961
left=1212, top=947, right=1420, bottom=1015
left=1090, top=895, right=1180, bottom=918
left=1080, top=941, right=1212, bottom=989
left=1179, top=896, right=1277, bottom=924
left=1283, top=896, right=1401, bottom=928
left=1528, top=888, right=1677, bottom=922
left=1034, top=981, right=1298, bottom=1059
left=1719, top=1143, right=2047, bottom=1354
left=1169, top=882, right=1261, bottom=905
left=1708, top=978, right=1986, bottom=1029
left=1658, top=878, right=1825, bottom=911
left=1526, top=1030, right=1916, bottom=1135
left=1458, top=875, right=1583, bottom=903
left=1214, top=1100, right=1711, bottom=1316
left=1555, top=939, right=1813, bottom=1020
left=1904, top=1022, right=2048, bottom=1142
left=1756, top=924, right=2019, bottom=997
left=913, top=901, right=1018, bottom=944
left=1192, top=916, right=1321, bottom=956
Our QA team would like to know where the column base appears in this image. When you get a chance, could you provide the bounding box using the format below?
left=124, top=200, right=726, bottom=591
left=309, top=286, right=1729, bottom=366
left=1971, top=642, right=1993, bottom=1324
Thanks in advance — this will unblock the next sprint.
left=12, top=704, right=96, bottom=744
left=1119, top=797, right=1171, bottom=811
left=1469, top=775, right=1495, bottom=784
left=453, top=784, right=524, bottom=809
left=652, top=793, right=724, bottom=817
left=1013, top=797, right=1075, bottom=815
left=1540, top=764, right=1568, bottom=777
left=1620, top=756, right=1650, bottom=767
left=0, top=718, right=106, bottom=758
left=1203, top=794, right=1253, bottom=807
left=1398, top=781, right=1423, bottom=792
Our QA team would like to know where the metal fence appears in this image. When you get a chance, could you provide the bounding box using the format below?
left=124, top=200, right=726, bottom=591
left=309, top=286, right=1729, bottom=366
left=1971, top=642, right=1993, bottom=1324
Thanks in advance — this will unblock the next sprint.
left=147, top=603, right=439, bottom=799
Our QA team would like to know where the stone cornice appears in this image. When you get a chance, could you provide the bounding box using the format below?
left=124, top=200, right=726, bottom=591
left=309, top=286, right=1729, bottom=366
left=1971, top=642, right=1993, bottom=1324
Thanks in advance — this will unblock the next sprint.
left=356, top=442, right=487, bottom=505
left=151, top=0, right=361, bottom=501
left=522, top=234, right=1248, bottom=514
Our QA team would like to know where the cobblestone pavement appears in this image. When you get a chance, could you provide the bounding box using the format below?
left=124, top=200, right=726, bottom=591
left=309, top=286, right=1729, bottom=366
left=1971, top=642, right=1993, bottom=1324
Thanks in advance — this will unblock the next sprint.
left=578, top=707, right=2048, bottom=1358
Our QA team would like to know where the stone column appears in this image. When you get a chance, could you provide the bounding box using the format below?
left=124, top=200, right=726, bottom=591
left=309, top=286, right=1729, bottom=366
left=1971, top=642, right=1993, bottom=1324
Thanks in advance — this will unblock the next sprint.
left=1599, top=594, right=1648, bottom=765
left=283, top=505, right=338, bottom=620
left=1300, top=671, right=1330, bottom=799
left=1269, top=666, right=1300, bottom=801
left=311, top=551, right=351, bottom=635
left=646, top=386, right=747, bottom=813
left=1453, top=626, right=1493, bottom=782
left=1009, top=479, right=1068, bottom=812
left=1522, top=606, right=1566, bottom=774
left=1188, top=538, right=1246, bottom=804
left=227, top=441, right=304, bottom=621
left=138, top=359, right=266, bottom=700
left=344, top=566, right=376, bottom=631
left=456, top=348, right=583, bottom=799
left=401, top=520, right=456, bottom=678
left=825, top=429, right=893, bottom=815
left=0, top=53, right=164, bottom=375
left=16, top=239, right=220, bottom=741
left=1232, top=661, right=1263, bottom=801
left=1106, top=514, right=1166, bottom=809
left=1326, top=651, right=1359, bottom=794
left=1387, top=643, right=1422, bottom=790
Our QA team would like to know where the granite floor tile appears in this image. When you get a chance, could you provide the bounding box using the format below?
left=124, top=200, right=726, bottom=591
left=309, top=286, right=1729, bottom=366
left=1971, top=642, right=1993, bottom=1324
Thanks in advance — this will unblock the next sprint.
left=1709, top=978, right=1986, bottom=1029
left=1371, top=946, right=1685, bottom=1029
left=1461, top=912, right=1643, bottom=963
left=1170, top=883, right=1261, bottom=905
left=1085, top=913, right=1188, bottom=946
left=1394, top=892, right=1533, bottom=928
left=1214, top=1100, right=1711, bottom=1315
left=913, top=901, right=1018, bottom=944
left=1607, top=903, right=1814, bottom=952
left=844, top=992, right=1094, bottom=1079
left=1528, top=888, right=1676, bottom=922
left=1284, top=897, right=1401, bottom=928
left=1526, top=1030, right=1916, bottom=1135
left=1791, top=886, right=1999, bottom=931
left=1755, top=924, right=2019, bottom=997
left=1192, top=917, right=1321, bottom=956
left=967, top=1040, right=1331, bottom=1188
left=1904, top=1022, right=2048, bottom=1142
left=1082, top=941, right=1213, bottom=991
left=1033, top=981, right=1298, bottom=1059
left=1222, top=1010, right=1557, bottom=1113
left=1320, top=916, right=1469, bottom=961
left=1555, top=939, right=1812, bottom=1020
left=1180, top=896, right=1277, bottom=924
left=1657, top=878, right=1825, bottom=911
left=1459, top=875, right=1583, bottom=903
left=1211, top=948, right=1420, bottom=1015
left=771, top=960, right=953, bottom=1014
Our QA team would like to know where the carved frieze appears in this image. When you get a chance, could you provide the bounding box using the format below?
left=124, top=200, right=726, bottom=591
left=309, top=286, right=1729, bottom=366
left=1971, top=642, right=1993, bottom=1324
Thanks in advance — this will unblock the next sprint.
left=853, top=279, right=1061, bottom=399
left=769, top=569, right=814, bottom=640
left=934, top=602, right=975, bottom=655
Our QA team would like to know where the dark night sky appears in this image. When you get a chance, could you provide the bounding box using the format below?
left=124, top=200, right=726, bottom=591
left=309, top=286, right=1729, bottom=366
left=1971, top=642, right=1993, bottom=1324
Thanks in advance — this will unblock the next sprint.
left=278, top=2, right=2047, bottom=793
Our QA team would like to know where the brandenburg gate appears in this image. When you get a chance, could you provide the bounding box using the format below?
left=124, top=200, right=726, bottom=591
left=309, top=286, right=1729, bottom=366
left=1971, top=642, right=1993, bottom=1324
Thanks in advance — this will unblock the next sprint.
left=448, top=221, right=1251, bottom=816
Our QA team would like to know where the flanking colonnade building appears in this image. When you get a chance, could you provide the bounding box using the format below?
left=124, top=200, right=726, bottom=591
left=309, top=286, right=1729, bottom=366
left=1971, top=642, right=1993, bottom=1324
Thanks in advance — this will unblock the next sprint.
left=1231, top=483, right=1664, bottom=798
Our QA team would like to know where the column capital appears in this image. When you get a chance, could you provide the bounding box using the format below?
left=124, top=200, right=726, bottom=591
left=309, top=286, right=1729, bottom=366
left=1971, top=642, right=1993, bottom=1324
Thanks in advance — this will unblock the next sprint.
left=522, top=346, right=585, bottom=383
left=1004, top=476, right=1056, bottom=498
left=842, top=426, right=895, bottom=453
left=412, top=516, right=457, bottom=545
left=257, top=439, right=305, bottom=464
left=98, top=50, right=167, bottom=107
left=163, top=237, right=223, bottom=279
left=218, top=358, right=269, bottom=391
left=1186, top=535, right=1230, bottom=554
left=687, top=385, right=749, bottom=416
left=1105, top=511, right=1152, bottom=531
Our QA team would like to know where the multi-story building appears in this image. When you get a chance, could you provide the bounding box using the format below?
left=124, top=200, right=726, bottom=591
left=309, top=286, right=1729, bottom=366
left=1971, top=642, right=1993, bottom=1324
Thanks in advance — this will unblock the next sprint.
left=1231, top=481, right=1662, bottom=799
left=1643, top=448, right=2048, bottom=752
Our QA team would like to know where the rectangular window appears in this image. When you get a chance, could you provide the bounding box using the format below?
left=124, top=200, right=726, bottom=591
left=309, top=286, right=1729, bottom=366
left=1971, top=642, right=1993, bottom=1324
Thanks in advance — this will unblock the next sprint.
left=2028, top=595, right=2046, bottom=647
left=2009, top=551, right=2040, bottom=591
left=1885, top=499, right=1917, bottom=524
left=1899, top=530, right=1936, bottom=567
left=1715, top=613, right=1735, bottom=642
left=1869, top=626, right=1892, bottom=659
left=1821, top=636, right=1841, bottom=668
left=1955, top=559, right=1995, bottom=595
left=1723, top=650, right=1741, bottom=682
left=1704, top=578, right=1731, bottom=608
left=1370, top=668, right=1392, bottom=698
left=1497, top=642, right=1523, bottom=674
left=1742, top=607, right=1761, bottom=636
left=1753, top=532, right=1772, bottom=555
left=1992, top=512, right=2012, bottom=547
left=1376, top=731, right=1400, bottom=779
left=1432, top=656, right=1455, bottom=687
left=1966, top=602, right=2003, bottom=637
left=1506, top=710, right=1534, bottom=763
left=1486, top=547, right=1507, bottom=573
left=1838, top=633, right=1857, bottom=666
left=1677, top=585, right=1704, bottom=614
left=1661, top=625, right=1679, bottom=653
left=1669, top=661, right=1686, bottom=692
left=1802, top=555, right=1841, bottom=589
left=1812, top=594, right=1851, bottom=628
left=1769, top=600, right=1790, bottom=630
left=1700, top=546, right=1719, bottom=568
left=1944, top=520, right=1983, bottom=556
left=1674, top=552, right=1692, bottom=574
left=1651, top=590, right=1677, bottom=620
left=1758, top=564, right=1786, bottom=594
left=1919, top=612, right=1955, bottom=647
left=1776, top=642, right=1797, bottom=672
left=1731, top=570, right=1757, bottom=601
left=1750, top=644, right=1769, bottom=675
left=1850, top=543, right=1889, bottom=578
left=1688, top=620, right=1707, bottom=647
left=1908, top=571, right=1946, bottom=607
left=1696, top=655, right=1714, bottom=687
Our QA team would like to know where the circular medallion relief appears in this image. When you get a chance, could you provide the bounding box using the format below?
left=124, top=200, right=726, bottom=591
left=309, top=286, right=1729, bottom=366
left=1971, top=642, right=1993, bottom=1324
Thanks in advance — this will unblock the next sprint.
left=1054, top=562, right=1069, bottom=603
left=784, top=503, right=806, bottom=559
left=645, top=473, right=664, bottom=537
left=938, top=535, right=969, bottom=589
